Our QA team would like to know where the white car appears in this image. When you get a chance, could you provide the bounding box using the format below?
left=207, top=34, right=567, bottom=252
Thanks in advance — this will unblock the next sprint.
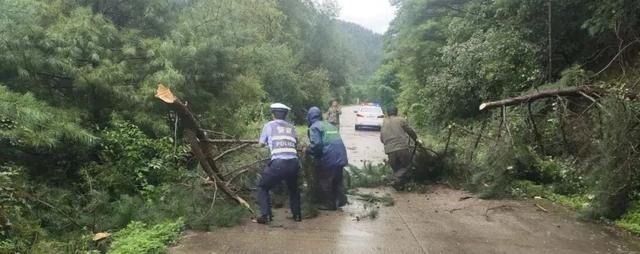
left=354, top=105, right=384, bottom=130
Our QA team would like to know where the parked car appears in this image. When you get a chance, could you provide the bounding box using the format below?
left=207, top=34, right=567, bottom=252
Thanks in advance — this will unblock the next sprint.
left=354, top=104, right=384, bottom=130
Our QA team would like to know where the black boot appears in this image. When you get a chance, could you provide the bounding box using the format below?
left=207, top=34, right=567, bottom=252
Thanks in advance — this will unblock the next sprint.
left=293, top=214, right=302, bottom=222
left=255, top=215, right=271, bottom=224
left=337, top=194, right=348, bottom=208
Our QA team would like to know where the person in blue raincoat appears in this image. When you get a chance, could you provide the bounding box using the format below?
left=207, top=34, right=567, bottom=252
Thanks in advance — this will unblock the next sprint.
left=306, top=106, right=349, bottom=210
left=255, top=103, right=301, bottom=224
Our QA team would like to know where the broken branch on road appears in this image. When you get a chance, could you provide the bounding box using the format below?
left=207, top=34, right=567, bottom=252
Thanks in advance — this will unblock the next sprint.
left=535, top=203, right=549, bottom=213
left=484, top=204, right=515, bottom=221
left=459, top=196, right=473, bottom=201
left=448, top=208, right=463, bottom=213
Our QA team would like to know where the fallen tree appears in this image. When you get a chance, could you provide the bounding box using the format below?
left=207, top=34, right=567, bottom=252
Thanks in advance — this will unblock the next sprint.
left=205, top=139, right=260, bottom=144
left=155, top=84, right=255, bottom=214
left=478, top=86, right=603, bottom=111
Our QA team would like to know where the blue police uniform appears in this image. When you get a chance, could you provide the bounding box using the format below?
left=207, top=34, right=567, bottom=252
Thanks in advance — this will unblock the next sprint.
left=257, top=116, right=301, bottom=221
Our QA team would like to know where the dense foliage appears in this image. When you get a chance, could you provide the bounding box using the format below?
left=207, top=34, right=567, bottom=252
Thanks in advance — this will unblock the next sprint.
left=380, top=0, right=640, bottom=232
left=0, top=0, right=382, bottom=252
left=107, top=219, right=184, bottom=254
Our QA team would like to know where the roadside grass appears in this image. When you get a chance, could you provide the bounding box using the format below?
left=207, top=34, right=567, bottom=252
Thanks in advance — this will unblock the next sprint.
left=616, top=202, right=640, bottom=235
left=107, top=218, right=184, bottom=254
left=509, top=180, right=591, bottom=211
left=547, top=194, right=591, bottom=211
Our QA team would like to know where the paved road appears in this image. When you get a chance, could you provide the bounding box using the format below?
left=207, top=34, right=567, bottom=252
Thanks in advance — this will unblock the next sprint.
left=170, top=106, right=640, bottom=254
left=339, top=105, right=386, bottom=167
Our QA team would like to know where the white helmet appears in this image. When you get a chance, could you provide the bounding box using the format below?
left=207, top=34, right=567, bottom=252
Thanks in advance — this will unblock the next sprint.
left=270, top=103, right=291, bottom=111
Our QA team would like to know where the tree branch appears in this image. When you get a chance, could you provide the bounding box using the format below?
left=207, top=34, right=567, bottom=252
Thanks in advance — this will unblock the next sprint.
left=201, top=129, right=236, bottom=138
left=592, top=40, right=640, bottom=77
left=155, top=84, right=254, bottom=214
left=224, top=158, right=270, bottom=181
left=479, top=86, right=603, bottom=111
left=26, top=194, right=82, bottom=228
left=213, top=143, right=249, bottom=161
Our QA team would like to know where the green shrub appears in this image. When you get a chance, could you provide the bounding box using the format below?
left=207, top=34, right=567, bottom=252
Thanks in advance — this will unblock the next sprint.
left=208, top=204, right=246, bottom=229
left=616, top=202, right=640, bottom=235
left=108, top=219, right=184, bottom=254
left=474, top=140, right=586, bottom=199
left=30, top=234, right=100, bottom=254
left=98, top=119, right=188, bottom=196
left=535, top=158, right=584, bottom=195
left=0, top=164, right=52, bottom=254
left=588, top=99, right=640, bottom=219
left=475, top=143, right=533, bottom=199
left=95, top=183, right=246, bottom=232
left=298, top=152, right=320, bottom=219
left=509, top=180, right=550, bottom=198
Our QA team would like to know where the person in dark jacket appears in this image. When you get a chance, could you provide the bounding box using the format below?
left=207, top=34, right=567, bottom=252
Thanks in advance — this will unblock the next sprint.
left=306, top=107, right=348, bottom=210
left=380, top=106, right=420, bottom=189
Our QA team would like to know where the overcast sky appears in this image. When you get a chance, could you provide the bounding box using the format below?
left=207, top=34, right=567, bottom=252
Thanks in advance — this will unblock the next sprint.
left=336, top=0, right=396, bottom=34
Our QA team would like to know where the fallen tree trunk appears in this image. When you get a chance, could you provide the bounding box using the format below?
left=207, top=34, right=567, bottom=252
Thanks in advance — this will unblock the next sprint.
left=479, top=86, right=603, bottom=111
left=205, top=139, right=259, bottom=144
left=155, top=84, right=254, bottom=214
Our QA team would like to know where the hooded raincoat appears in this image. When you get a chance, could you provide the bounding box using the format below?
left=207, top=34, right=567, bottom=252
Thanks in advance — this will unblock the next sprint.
left=306, top=107, right=348, bottom=168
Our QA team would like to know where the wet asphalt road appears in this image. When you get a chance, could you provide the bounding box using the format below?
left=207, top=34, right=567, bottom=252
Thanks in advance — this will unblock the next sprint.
left=170, top=106, right=640, bottom=254
left=339, top=105, right=386, bottom=167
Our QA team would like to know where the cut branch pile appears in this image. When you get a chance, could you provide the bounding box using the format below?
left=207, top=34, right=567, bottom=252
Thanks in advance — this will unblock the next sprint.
left=155, top=84, right=255, bottom=214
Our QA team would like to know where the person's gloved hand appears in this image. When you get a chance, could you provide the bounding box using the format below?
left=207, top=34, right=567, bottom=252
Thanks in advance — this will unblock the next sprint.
left=416, top=139, right=423, bottom=146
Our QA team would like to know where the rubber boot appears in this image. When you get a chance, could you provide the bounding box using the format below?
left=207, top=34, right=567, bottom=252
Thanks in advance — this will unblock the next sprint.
left=255, top=215, right=271, bottom=224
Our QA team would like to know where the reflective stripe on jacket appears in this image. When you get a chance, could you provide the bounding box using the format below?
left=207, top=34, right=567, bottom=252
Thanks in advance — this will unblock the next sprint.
left=259, top=120, right=298, bottom=160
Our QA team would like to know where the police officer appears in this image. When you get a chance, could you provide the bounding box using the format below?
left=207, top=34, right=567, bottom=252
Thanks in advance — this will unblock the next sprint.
left=256, top=103, right=301, bottom=224
left=306, top=106, right=349, bottom=210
